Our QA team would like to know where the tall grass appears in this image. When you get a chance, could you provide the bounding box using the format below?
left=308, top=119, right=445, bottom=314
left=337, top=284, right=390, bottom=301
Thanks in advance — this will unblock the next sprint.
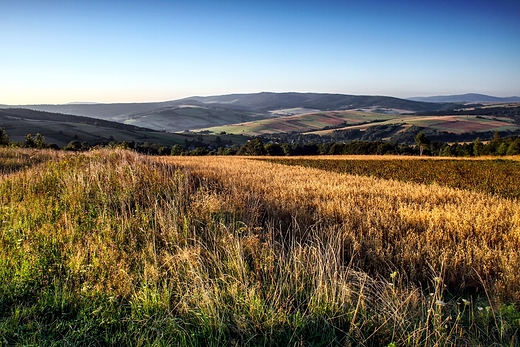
left=0, top=149, right=518, bottom=345
left=165, top=156, right=520, bottom=300
left=0, top=148, right=63, bottom=175
left=263, top=156, right=520, bottom=200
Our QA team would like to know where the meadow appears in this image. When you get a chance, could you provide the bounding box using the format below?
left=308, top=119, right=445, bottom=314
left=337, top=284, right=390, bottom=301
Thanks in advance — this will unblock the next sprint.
left=0, top=148, right=519, bottom=346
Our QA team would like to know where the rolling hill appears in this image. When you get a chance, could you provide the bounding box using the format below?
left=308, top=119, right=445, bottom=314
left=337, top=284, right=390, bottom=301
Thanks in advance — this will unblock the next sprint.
left=5, top=93, right=519, bottom=146
left=194, top=110, right=399, bottom=135
left=8, top=92, right=461, bottom=133
left=0, top=108, right=247, bottom=147
left=195, top=106, right=520, bottom=143
left=186, top=92, right=457, bottom=113
left=408, top=93, right=520, bottom=103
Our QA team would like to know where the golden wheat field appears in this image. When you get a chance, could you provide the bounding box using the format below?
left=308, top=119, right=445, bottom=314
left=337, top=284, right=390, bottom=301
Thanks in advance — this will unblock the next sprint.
left=160, top=155, right=520, bottom=301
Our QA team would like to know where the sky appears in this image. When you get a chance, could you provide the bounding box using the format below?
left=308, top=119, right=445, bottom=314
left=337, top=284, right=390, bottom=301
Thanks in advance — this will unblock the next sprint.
left=1, top=0, right=519, bottom=104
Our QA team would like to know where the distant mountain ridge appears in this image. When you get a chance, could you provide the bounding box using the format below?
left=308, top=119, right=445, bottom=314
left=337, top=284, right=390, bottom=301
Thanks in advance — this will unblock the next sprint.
left=12, top=100, right=189, bottom=120
left=408, top=93, right=520, bottom=103
left=185, top=92, right=453, bottom=113
left=3, top=92, right=461, bottom=133
left=8, top=92, right=456, bottom=118
left=2, top=94, right=519, bottom=147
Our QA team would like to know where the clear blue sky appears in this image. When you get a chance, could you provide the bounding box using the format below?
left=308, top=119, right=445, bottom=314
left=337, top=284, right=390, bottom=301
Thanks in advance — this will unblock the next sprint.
left=1, top=0, right=519, bottom=104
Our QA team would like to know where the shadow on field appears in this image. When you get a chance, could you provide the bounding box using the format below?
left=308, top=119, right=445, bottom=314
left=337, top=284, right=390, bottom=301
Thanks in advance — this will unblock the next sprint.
left=0, top=149, right=59, bottom=175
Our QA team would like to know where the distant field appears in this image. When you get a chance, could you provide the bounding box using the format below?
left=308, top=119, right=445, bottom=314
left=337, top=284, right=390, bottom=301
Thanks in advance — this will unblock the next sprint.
left=310, top=114, right=519, bottom=136
left=0, top=110, right=249, bottom=147
left=122, top=106, right=270, bottom=133
left=195, top=110, right=398, bottom=135
left=1, top=118, right=188, bottom=146
left=195, top=110, right=519, bottom=137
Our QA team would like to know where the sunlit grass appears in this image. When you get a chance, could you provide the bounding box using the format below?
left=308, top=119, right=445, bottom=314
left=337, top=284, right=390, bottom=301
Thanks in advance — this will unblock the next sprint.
left=261, top=155, right=520, bottom=200
left=0, top=148, right=518, bottom=345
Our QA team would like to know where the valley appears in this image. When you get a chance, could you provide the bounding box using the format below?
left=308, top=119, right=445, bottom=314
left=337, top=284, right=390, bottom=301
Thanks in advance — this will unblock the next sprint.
left=1, top=92, right=519, bottom=152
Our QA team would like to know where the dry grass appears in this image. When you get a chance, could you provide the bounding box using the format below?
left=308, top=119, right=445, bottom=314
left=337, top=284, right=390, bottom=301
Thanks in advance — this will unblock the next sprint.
left=258, top=154, right=520, bottom=161
left=1, top=148, right=518, bottom=345
left=0, top=147, right=65, bottom=176
left=261, top=156, right=520, bottom=200
left=160, top=155, right=520, bottom=301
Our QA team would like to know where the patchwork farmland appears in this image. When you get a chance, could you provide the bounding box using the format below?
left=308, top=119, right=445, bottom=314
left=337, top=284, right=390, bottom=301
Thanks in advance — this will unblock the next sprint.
left=195, top=110, right=519, bottom=138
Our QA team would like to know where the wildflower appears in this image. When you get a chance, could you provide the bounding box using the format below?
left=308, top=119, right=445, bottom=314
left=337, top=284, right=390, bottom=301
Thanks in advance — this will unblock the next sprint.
left=390, top=271, right=398, bottom=279
left=462, top=299, right=470, bottom=305
left=477, top=306, right=483, bottom=311
left=433, top=277, right=442, bottom=283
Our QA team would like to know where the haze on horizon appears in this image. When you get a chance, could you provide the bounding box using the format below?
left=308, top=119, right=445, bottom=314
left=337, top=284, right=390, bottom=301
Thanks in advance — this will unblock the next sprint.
left=1, top=0, right=519, bottom=105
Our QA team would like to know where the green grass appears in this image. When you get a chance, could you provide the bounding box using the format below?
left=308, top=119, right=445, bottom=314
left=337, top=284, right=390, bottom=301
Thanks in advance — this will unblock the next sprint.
left=0, top=149, right=518, bottom=345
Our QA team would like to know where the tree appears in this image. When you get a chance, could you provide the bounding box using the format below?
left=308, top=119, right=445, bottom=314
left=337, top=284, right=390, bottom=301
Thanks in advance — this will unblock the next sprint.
left=35, top=133, right=46, bottom=149
left=497, top=142, right=508, bottom=156
left=65, top=140, right=82, bottom=151
left=157, top=146, right=170, bottom=156
left=0, top=127, right=9, bottom=146
left=473, top=137, right=483, bottom=156
left=489, top=131, right=501, bottom=154
left=171, top=144, right=183, bottom=156
left=415, top=132, right=430, bottom=156
left=328, top=142, right=345, bottom=155
left=439, top=144, right=452, bottom=157
left=506, top=138, right=520, bottom=155
left=24, top=134, right=36, bottom=148
left=238, top=138, right=266, bottom=156
left=264, top=142, right=285, bottom=156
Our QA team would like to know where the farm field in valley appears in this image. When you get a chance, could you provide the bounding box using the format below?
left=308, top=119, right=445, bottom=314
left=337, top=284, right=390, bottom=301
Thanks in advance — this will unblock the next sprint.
left=194, top=110, right=400, bottom=135
left=309, top=115, right=518, bottom=137
left=194, top=108, right=520, bottom=137
left=1, top=149, right=519, bottom=346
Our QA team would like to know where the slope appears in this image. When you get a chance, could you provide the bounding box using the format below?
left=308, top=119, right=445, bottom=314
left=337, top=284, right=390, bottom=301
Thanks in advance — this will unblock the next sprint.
left=12, top=92, right=460, bottom=133
left=409, top=93, right=520, bottom=103
left=188, top=92, right=456, bottom=113
left=0, top=108, right=246, bottom=147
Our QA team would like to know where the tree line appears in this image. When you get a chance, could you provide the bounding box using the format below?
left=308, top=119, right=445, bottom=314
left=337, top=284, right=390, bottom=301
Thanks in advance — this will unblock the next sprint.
left=1, top=127, right=519, bottom=157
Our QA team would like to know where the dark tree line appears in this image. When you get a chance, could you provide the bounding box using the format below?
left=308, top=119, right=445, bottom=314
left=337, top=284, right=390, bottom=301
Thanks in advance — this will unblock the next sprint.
left=1, top=127, right=519, bottom=157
